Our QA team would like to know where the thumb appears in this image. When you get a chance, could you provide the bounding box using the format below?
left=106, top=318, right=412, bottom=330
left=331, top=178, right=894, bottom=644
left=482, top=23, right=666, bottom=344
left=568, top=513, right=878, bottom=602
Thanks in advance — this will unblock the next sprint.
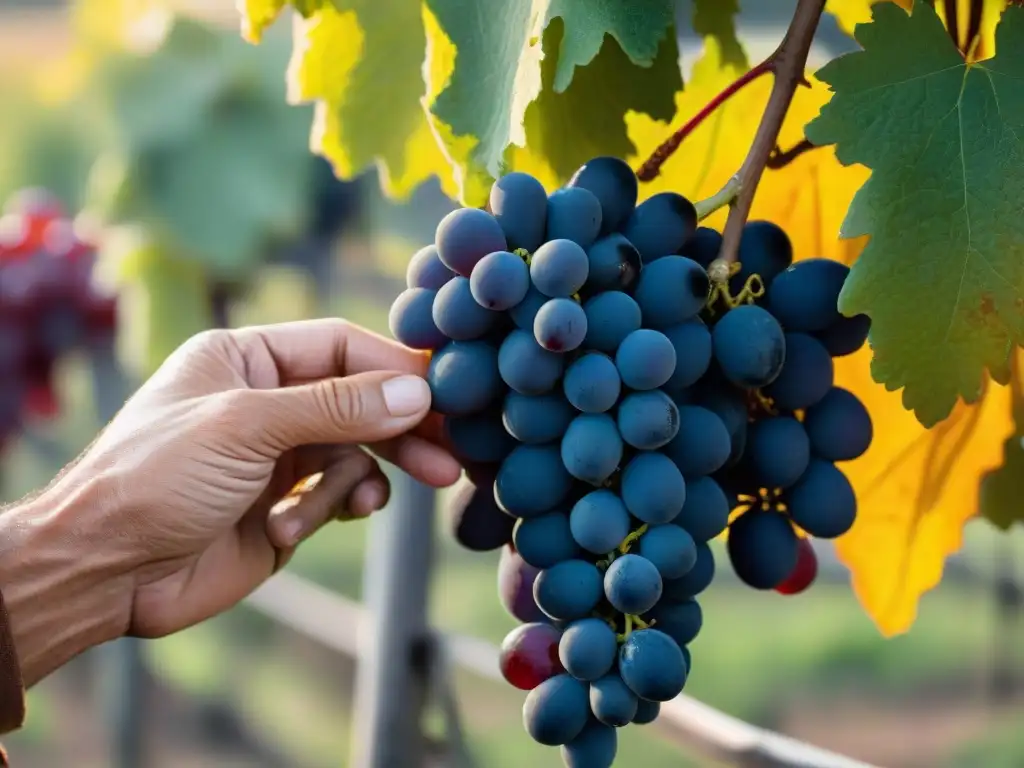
left=249, top=371, right=432, bottom=450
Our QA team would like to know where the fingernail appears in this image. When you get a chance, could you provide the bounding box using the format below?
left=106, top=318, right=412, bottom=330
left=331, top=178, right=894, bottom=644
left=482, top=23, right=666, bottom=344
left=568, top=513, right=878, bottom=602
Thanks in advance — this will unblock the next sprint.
left=382, top=375, right=430, bottom=417
left=281, top=517, right=304, bottom=546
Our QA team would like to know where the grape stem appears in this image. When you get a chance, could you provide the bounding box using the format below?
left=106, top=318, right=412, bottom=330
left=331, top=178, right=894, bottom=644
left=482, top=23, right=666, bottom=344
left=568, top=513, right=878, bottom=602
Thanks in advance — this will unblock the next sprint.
left=635, top=59, right=775, bottom=183
left=635, top=0, right=826, bottom=283
left=709, top=0, right=827, bottom=281
left=694, top=176, right=741, bottom=221
left=766, top=138, right=819, bottom=169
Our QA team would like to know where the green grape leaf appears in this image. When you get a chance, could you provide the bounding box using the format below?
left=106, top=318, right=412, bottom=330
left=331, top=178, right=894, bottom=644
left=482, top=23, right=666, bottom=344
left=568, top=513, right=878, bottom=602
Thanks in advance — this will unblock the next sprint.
left=692, top=0, right=747, bottom=69
left=424, top=0, right=677, bottom=180
left=521, top=18, right=681, bottom=181
left=981, top=433, right=1024, bottom=531
left=86, top=16, right=314, bottom=277
left=806, top=1, right=1024, bottom=427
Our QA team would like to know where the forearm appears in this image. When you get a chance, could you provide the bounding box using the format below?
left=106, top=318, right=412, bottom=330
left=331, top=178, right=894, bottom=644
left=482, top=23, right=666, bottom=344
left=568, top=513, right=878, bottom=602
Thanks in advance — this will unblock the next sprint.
left=0, top=479, right=130, bottom=688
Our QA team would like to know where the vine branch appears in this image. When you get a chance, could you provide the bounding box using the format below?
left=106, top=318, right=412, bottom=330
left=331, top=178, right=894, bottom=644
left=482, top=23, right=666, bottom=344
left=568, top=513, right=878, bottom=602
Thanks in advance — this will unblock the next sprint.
left=635, top=60, right=774, bottom=182
left=709, top=0, right=827, bottom=281
left=766, top=138, right=820, bottom=169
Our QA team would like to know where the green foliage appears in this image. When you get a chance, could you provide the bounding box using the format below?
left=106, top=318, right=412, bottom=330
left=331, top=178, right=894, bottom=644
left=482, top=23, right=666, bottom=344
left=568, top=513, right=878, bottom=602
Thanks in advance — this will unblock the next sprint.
left=84, top=15, right=314, bottom=279
left=807, top=1, right=1024, bottom=427
left=101, top=226, right=213, bottom=377
left=424, top=0, right=676, bottom=179
left=0, top=90, right=98, bottom=211
left=692, top=0, right=747, bottom=69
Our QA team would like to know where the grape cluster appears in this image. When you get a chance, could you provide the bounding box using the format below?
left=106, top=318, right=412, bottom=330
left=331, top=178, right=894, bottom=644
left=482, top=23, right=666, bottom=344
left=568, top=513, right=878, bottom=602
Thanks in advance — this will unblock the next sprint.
left=0, top=189, right=117, bottom=442
left=389, top=157, right=873, bottom=767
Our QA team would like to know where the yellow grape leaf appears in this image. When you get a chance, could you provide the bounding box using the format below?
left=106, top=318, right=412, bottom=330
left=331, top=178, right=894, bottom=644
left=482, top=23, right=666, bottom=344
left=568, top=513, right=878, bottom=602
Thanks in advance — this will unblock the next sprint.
left=288, top=1, right=460, bottom=201
left=626, top=40, right=1014, bottom=635
left=827, top=0, right=1005, bottom=59
left=238, top=0, right=289, bottom=43
left=832, top=356, right=1012, bottom=636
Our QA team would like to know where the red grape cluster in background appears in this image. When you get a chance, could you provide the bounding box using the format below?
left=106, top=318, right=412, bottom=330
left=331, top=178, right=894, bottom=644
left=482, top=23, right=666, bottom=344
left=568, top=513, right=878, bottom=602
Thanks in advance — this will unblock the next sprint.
left=0, top=188, right=117, bottom=443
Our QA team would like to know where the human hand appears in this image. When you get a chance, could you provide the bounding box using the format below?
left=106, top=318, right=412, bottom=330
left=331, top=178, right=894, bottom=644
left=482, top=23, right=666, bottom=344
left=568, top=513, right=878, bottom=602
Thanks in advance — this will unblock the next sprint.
left=5, top=318, right=460, bottom=681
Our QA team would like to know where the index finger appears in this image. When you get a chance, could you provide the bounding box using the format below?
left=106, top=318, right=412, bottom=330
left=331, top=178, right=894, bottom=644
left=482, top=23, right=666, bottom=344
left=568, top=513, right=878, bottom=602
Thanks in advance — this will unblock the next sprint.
left=232, top=318, right=430, bottom=385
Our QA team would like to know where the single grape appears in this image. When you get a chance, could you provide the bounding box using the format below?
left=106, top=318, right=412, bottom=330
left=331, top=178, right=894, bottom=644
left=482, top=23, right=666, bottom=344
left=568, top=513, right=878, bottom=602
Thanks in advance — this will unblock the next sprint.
left=767, top=258, right=850, bottom=332
left=444, top=410, right=516, bottom=464
left=662, top=541, right=715, bottom=600
left=734, top=220, right=793, bottom=289
left=530, top=239, right=590, bottom=297
left=618, top=629, right=687, bottom=701
left=435, top=207, right=507, bottom=276
left=489, top=172, right=547, bottom=253
left=534, top=560, right=603, bottom=621
left=672, top=476, right=730, bottom=542
left=546, top=187, right=603, bottom=249
left=744, top=416, right=810, bottom=490
left=697, top=387, right=750, bottom=468
left=764, top=333, right=834, bottom=411
left=604, top=554, right=662, bottom=615
left=561, top=414, right=623, bottom=485
left=803, top=387, right=873, bottom=461
left=633, top=255, right=710, bottom=328
left=509, top=285, right=549, bottom=330
left=711, top=304, right=786, bottom=388
left=645, top=599, right=703, bottom=647
left=632, top=698, right=661, bottom=724
left=727, top=508, right=799, bottom=590
left=679, top=226, right=722, bottom=268
left=496, top=444, right=572, bottom=517
left=432, top=276, right=497, bottom=340
left=815, top=313, right=871, bottom=357
left=561, top=718, right=617, bottom=768
left=616, top=390, right=680, bottom=450
left=558, top=618, right=618, bottom=681
left=638, top=525, right=697, bottom=579
left=615, top=329, right=676, bottom=390
left=498, top=546, right=546, bottom=623
left=514, top=512, right=580, bottom=569
left=590, top=673, right=638, bottom=727
left=563, top=352, right=621, bottom=413
left=582, top=290, right=641, bottom=353
left=620, top=452, right=686, bottom=524
left=661, top=319, right=712, bottom=393
left=522, top=674, right=590, bottom=745
left=499, top=622, right=564, bottom=690
left=567, top=156, right=638, bottom=234
left=775, top=537, right=818, bottom=595
left=622, top=192, right=698, bottom=263
left=502, top=391, right=576, bottom=444
left=569, top=490, right=631, bottom=554
left=470, top=250, right=530, bottom=310
left=498, top=329, right=564, bottom=395
left=406, top=244, right=455, bottom=289
left=388, top=288, right=448, bottom=350
left=585, top=234, right=643, bottom=292
left=449, top=473, right=516, bottom=551
left=427, top=341, right=502, bottom=416
left=785, top=460, right=857, bottom=539
left=534, top=298, right=588, bottom=352
left=663, top=406, right=731, bottom=477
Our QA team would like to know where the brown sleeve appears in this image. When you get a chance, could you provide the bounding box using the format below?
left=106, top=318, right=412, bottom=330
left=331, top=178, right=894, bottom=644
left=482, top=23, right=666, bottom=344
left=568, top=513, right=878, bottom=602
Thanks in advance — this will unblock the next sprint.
left=0, top=588, right=24, bottom=739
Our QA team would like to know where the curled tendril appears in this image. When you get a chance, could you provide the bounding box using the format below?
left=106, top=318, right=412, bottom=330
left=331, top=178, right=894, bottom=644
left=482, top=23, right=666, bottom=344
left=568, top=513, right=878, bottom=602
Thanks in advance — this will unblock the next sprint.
left=706, top=262, right=766, bottom=317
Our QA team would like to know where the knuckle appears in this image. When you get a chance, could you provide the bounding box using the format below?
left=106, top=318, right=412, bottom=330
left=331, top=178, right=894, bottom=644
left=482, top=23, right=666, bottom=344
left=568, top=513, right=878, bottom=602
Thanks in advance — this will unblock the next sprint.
left=318, top=379, right=367, bottom=426
left=186, top=328, right=233, bottom=354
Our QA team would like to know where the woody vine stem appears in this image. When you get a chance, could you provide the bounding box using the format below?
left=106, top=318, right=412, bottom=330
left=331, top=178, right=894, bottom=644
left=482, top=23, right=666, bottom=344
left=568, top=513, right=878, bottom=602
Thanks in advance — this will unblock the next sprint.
left=635, top=0, right=828, bottom=284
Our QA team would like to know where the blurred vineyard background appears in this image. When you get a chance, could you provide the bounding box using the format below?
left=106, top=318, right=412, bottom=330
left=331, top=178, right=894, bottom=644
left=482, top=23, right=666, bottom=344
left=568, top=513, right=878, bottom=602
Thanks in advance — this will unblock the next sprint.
left=1, top=1, right=1024, bottom=767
